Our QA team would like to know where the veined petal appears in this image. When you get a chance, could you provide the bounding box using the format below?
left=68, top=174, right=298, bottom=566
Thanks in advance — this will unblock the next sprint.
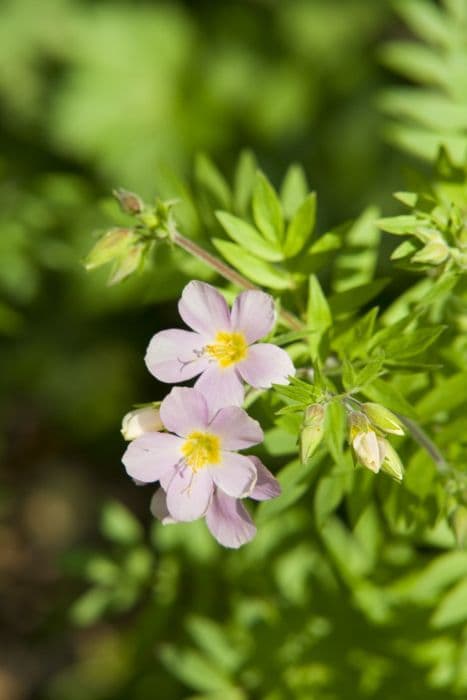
left=237, top=343, right=295, bottom=388
left=122, top=432, right=182, bottom=483
left=178, top=281, right=231, bottom=337
left=150, top=488, right=177, bottom=524
left=195, top=365, right=244, bottom=416
left=209, top=406, right=263, bottom=450
left=166, top=466, right=213, bottom=521
left=160, top=387, right=209, bottom=437
left=248, top=456, right=281, bottom=501
left=209, top=452, right=257, bottom=498
left=205, top=490, right=256, bottom=549
left=145, top=329, right=208, bottom=383
left=231, top=290, right=276, bottom=343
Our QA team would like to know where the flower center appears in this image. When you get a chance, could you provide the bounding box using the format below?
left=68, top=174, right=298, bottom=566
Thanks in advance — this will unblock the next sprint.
left=181, top=431, right=221, bottom=471
left=205, top=331, right=248, bottom=368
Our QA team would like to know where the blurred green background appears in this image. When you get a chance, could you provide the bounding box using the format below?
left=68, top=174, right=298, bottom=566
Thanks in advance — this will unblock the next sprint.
left=2, top=1, right=465, bottom=699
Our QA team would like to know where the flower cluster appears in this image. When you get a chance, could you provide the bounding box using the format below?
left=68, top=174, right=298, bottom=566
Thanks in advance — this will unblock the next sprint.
left=122, top=281, right=295, bottom=548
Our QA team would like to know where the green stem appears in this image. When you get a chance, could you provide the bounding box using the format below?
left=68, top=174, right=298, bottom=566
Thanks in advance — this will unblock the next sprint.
left=397, top=414, right=449, bottom=474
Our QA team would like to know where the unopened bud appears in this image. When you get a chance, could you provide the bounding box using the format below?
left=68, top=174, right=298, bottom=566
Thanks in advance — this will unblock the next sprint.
left=352, top=430, right=386, bottom=473
left=380, top=441, right=404, bottom=481
left=121, top=406, right=163, bottom=441
left=107, top=242, right=147, bottom=285
left=411, top=239, right=450, bottom=265
left=450, top=505, right=467, bottom=548
left=84, top=227, right=135, bottom=270
left=113, top=189, right=144, bottom=215
left=362, top=403, right=404, bottom=436
left=299, top=403, right=325, bottom=464
left=348, top=411, right=370, bottom=442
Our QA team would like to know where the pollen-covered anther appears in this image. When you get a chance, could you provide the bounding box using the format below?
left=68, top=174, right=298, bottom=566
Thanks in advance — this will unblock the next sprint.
left=181, top=431, right=221, bottom=471
left=205, top=331, right=248, bottom=368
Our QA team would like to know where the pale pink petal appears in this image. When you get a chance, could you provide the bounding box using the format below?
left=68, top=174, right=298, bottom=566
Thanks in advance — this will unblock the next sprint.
left=166, top=466, right=213, bottom=521
left=150, top=488, right=177, bottom=524
left=122, top=432, right=182, bottom=483
left=209, top=406, right=263, bottom=450
left=145, top=329, right=208, bottom=383
left=237, top=344, right=295, bottom=388
left=160, top=387, right=209, bottom=437
left=178, top=281, right=231, bottom=337
left=205, top=490, right=256, bottom=548
left=195, top=365, right=244, bottom=415
left=248, top=456, right=281, bottom=501
left=231, top=290, right=276, bottom=343
left=209, top=452, right=257, bottom=498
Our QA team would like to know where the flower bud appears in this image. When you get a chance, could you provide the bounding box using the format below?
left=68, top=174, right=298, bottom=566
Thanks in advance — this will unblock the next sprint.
left=411, top=239, right=450, bottom=265
left=361, top=403, right=404, bottom=436
left=113, top=188, right=144, bottom=215
left=121, top=406, right=164, bottom=441
left=380, top=441, right=404, bottom=481
left=299, top=403, right=325, bottom=464
left=107, top=242, right=147, bottom=285
left=450, top=505, right=467, bottom=548
left=352, top=430, right=386, bottom=474
left=84, top=227, right=136, bottom=270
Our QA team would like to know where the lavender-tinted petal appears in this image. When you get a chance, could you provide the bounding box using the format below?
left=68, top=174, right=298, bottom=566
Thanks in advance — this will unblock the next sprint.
left=160, top=387, right=209, bottom=437
left=178, top=281, right=231, bottom=337
left=150, top=488, right=177, bottom=524
left=209, top=406, right=263, bottom=450
left=209, top=452, right=257, bottom=498
left=238, top=343, right=295, bottom=388
left=205, top=490, right=256, bottom=549
left=166, top=466, right=213, bottom=521
left=122, top=432, right=182, bottom=483
left=248, top=456, right=281, bottom=501
left=145, top=329, right=208, bottom=383
left=231, top=289, right=276, bottom=343
left=195, top=365, right=244, bottom=416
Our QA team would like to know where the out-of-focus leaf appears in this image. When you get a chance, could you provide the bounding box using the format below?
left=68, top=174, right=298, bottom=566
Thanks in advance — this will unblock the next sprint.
left=195, top=153, right=231, bottom=209
left=101, top=500, right=143, bottom=545
left=283, top=193, right=317, bottom=258
left=306, top=274, right=332, bottom=360
left=252, top=172, right=284, bottom=243
left=280, top=163, right=308, bottom=219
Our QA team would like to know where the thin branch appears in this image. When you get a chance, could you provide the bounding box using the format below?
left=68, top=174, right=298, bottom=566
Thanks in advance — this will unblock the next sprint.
left=397, top=414, right=449, bottom=474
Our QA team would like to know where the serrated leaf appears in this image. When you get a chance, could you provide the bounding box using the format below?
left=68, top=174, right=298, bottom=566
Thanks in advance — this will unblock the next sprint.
left=280, top=163, right=308, bottom=219
left=195, top=153, right=231, bottom=209
left=252, top=172, right=284, bottom=243
left=283, top=193, right=317, bottom=258
left=212, top=239, right=291, bottom=290
left=307, top=275, right=332, bottom=361
left=215, top=211, right=283, bottom=262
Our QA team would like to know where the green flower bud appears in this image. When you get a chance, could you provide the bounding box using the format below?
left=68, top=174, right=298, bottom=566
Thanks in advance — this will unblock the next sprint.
left=113, top=188, right=144, bottom=215
left=450, top=506, right=467, bottom=548
left=352, top=430, right=386, bottom=474
left=299, top=403, right=325, bottom=464
left=348, top=411, right=370, bottom=442
left=361, top=403, right=404, bottom=436
left=411, top=239, right=450, bottom=265
left=84, top=227, right=136, bottom=270
left=107, top=242, right=147, bottom=285
left=380, top=441, right=404, bottom=481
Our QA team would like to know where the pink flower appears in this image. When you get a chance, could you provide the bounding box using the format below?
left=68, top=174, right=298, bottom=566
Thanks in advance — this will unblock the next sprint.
left=150, top=456, right=281, bottom=549
left=122, top=387, right=278, bottom=526
left=145, top=281, right=295, bottom=413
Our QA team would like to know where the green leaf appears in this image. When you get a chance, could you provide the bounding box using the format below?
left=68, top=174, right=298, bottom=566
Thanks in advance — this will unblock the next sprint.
left=252, top=171, right=284, bottom=243
left=187, top=616, right=241, bottom=673
left=383, top=327, right=445, bottom=360
left=280, top=163, right=308, bottom=219
left=212, top=239, right=291, bottom=290
left=377, top=215, right=420, bottom=234
left=215, top=211, right=283, bottom=262
left=328, top=279, right=389, bottom=316
left=101, top=500, right=143, bottom=545
left=307, top=275, right=332, bottom=361
left=234, top=150, right=257, bottom=216
left=159, top=646, right=232, bottom=692
left=70, top=587, right=110, bottom=626
left=283, top=193, right=317, bottom=258
left=417, top=371, right=467, bottom=420
left=314, top=472, right=346, bottom=528
left=431, top=578, right=467, bottom=628
left=195, top=153, right=231, bottom=209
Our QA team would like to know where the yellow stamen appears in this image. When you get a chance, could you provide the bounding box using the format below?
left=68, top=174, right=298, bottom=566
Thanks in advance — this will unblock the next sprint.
left=205, top=331, right=248, bottom=368
left=181, top=431, right=221, bottom=471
